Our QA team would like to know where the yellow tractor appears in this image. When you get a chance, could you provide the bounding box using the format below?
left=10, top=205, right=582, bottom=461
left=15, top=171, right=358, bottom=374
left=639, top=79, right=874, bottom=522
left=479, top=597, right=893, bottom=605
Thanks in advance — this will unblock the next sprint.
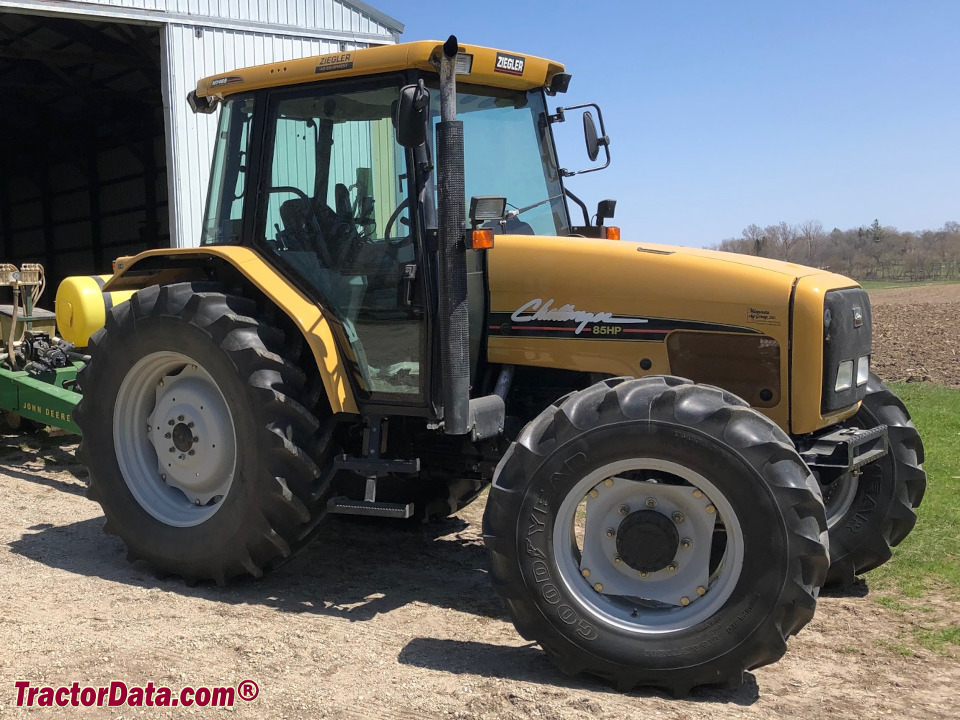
left=63, top=37, right=925, bottom=694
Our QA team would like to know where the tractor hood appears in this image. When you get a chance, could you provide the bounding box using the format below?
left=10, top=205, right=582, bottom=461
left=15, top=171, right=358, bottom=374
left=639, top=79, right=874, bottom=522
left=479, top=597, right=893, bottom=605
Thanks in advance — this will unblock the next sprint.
left=485, top=234, right=860, bottom=432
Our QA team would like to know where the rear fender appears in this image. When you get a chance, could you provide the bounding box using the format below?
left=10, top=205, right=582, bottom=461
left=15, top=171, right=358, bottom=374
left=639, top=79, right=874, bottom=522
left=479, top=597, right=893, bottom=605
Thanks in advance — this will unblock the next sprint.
left=102, top=247, right=358, bottom=415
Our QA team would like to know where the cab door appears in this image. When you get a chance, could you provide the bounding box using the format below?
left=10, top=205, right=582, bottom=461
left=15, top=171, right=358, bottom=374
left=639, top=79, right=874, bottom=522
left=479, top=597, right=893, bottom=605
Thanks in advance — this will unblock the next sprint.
left=254, top=79, right=433, bottom=412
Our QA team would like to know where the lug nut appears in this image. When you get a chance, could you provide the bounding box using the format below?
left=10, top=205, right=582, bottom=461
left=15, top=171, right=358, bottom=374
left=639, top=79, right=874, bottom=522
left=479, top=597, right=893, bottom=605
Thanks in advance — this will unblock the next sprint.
left=581, top=569, right=591, bottom=578
left=188, top=450, right=195, bottom=456
left=645, top=497, right=657, bottom=508
left=603, top=478, right=614, bottom=487
left=605, top=528, right=615, bottom=538
left=593, top=583, right=603, bottom=592
left=178, top=454, right=185, bottom=461
left=164, top=432, right=172, bottom=439
left=672, top=511, right=684, bottom=523
left=618, top=504, right=629, bottom=516
left=614, top=556, right=622, bottom=564
left=158, top=380, right=164, bottom=387
left=692, top=489, right=703, bottom=499
left=168, top=419, right=175, bottom=426
left=194, top=499, right=201, bottom=506
left=667, top=562, right=678, bottom=572
left=192, top=436, right=199, bottom=443
left=588, top=489, right=599, bottom=498
left=696, top=586, right=707, bottom=596
left=638, top=571, right=649, bottom=578
left=681, top=538, right=692, bottom=550
left=188, top=421, right=195, bottom=428
left=168, top=447, right=175, bottom=453
left=161, top=474, right=166, bottom=481
left=146, top=425, right=152, bottom=432
left=680, top=596, right=691, bottom=606
left=177, top=415, right=184, bottom=422
left=705, top=505, right=716, bottom=514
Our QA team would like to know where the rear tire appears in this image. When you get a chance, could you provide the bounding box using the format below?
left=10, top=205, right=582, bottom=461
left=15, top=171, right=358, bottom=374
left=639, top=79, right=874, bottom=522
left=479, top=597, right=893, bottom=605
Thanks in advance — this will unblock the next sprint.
left=76, top=283, right=335, bottom=584
left=483, top=376, right=829, bottom=695
left=821, top=373, right=926, bottom=585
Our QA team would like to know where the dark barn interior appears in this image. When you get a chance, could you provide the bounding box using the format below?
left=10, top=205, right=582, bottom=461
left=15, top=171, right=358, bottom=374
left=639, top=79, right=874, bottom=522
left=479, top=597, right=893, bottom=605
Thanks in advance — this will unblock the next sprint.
left=0, top=12, right=168, bottom=305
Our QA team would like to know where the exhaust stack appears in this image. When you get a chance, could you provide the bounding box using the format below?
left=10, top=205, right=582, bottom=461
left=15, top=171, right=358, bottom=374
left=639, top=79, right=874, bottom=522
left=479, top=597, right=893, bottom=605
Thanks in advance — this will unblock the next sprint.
left=436, top=36, right=470, bottom=436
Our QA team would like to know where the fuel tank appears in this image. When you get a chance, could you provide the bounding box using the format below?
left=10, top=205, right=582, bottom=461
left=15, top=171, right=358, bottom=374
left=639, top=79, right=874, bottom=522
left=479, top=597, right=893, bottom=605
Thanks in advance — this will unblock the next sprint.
left=55, top=275, right=136, bottom=347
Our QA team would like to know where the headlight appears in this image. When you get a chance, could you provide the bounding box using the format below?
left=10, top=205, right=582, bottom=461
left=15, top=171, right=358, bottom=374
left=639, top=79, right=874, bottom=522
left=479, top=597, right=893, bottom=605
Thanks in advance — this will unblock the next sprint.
left=856, top=356, right=870, bottom=386
left=835, top=360, right=854, bottom=392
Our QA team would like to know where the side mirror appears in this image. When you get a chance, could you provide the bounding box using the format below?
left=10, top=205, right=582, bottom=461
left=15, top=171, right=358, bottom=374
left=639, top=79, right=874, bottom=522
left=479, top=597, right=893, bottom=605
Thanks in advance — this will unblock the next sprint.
left=583, top=111, right=600, bottom=162
left=394, top=79, right=430, bottom=148
left=552, top=102, right=612, bottom=177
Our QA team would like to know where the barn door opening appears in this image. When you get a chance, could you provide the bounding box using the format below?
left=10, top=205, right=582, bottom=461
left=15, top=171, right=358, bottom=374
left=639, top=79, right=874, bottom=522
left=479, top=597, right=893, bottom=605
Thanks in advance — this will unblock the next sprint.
left=0, top=12, right=167, bottom=303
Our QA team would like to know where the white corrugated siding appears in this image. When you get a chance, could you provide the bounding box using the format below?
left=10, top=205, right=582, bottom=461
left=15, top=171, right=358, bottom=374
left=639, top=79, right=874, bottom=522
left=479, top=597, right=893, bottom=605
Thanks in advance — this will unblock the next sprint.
left=163, top=24, right=347, bottom=247
left=1, top=0, right=400, bottom=248
left=2, top=1, right=399, bottom=37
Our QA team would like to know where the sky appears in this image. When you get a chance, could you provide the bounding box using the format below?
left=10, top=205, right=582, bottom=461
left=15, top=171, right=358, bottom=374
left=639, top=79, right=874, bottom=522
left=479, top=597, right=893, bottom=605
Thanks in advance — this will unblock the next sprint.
left=370, top=0, right=960, bottom=247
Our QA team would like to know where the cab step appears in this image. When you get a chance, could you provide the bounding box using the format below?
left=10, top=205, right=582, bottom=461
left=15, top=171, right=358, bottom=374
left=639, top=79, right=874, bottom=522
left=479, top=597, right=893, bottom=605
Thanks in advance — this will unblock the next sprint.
left=327, top=497, right=414, bottom=519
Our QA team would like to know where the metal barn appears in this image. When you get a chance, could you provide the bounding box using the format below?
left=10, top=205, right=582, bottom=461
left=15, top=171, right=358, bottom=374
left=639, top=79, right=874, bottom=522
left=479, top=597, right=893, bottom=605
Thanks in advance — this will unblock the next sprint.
left=0, top=0, right=402, bottom=295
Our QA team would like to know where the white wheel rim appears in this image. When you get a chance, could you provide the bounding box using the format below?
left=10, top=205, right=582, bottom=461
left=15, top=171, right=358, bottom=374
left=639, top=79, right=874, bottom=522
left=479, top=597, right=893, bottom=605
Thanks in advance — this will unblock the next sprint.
left=553, top=458, right=745, bottom=633
left=113, top=351, right=237, bottom=527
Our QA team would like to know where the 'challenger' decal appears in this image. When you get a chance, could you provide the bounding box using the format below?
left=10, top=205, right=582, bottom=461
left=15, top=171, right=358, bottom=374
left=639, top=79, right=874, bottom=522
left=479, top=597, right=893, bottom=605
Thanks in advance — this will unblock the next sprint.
left=489, top=299, right=761, bottom=342
left=511, top=299, right=648, bottom=335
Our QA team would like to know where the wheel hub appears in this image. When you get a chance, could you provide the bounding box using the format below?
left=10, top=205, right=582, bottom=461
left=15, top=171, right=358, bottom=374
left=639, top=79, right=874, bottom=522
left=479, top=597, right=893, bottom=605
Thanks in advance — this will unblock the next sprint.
left=146, top=364, right=235, bottom=506
left=114, top=351, right=237, bottom=527
left=172, top=422, right=195, bottom=453
left=576, top=474, right=720, bottom=607
left=616, top=510, right=680, bottom=573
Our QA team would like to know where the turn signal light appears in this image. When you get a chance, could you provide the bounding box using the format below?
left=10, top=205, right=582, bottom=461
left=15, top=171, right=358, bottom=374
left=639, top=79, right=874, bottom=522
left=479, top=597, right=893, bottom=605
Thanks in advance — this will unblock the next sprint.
left=471, top=229, right=494, bottom=250
left=604, top=226, right=621, bottom=240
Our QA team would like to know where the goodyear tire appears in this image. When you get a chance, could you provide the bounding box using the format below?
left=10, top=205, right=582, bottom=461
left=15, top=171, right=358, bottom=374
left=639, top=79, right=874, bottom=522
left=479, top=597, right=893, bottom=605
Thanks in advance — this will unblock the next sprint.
left=483, top=376, right=829, bottom=695
left=75, top=283, right=334, bottom=584
left=821, top=373, right=926, bottom=585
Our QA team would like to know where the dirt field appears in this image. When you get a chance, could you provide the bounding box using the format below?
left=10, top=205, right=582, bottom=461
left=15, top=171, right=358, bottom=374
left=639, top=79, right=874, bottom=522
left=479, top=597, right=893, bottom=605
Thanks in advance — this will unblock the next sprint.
left=870, top=283, right=960, bottom=386
left=0, top=284, right=958, bottom=719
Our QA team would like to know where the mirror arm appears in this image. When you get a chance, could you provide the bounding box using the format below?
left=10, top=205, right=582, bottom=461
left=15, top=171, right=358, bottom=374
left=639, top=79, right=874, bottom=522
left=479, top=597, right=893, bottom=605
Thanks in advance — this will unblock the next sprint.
left=564, top=188, right=591, bottom=226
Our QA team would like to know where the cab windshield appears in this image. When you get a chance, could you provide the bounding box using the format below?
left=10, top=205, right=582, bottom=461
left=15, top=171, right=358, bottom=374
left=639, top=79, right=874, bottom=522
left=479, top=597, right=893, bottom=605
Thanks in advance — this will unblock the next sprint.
left=429, top=84, right=569, bottom=236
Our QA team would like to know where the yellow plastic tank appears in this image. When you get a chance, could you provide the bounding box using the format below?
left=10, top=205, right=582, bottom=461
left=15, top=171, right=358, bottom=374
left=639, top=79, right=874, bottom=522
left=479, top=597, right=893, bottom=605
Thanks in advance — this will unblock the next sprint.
left=55, top=275, right=135, bottom=347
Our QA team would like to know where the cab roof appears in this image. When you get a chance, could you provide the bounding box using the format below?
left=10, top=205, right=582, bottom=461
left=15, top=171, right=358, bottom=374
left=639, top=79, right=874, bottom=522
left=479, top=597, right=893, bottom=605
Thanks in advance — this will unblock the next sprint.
left=195, top=40, right=567, bottom=99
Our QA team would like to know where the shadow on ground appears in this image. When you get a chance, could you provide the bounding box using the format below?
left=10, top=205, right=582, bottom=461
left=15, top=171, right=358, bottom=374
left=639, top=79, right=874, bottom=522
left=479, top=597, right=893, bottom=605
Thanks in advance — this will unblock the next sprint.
left=397, top=637, right=761, bottom=705
left=8, top=511, right=503, bottom=622
left=8, top=507, right=762, bottom=703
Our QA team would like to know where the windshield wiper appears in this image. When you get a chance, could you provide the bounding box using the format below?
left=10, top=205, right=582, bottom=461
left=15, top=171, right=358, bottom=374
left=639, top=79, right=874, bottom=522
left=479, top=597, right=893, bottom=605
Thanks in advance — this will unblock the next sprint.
left=505, top=194, right=564, bottom=219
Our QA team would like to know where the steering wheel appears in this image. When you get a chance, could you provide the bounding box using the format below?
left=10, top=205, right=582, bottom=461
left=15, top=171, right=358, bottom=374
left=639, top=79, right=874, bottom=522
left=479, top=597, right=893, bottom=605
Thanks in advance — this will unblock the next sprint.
left=384, top=198, right=412, bottom=246
left=270, top=185, right=310, bottom=201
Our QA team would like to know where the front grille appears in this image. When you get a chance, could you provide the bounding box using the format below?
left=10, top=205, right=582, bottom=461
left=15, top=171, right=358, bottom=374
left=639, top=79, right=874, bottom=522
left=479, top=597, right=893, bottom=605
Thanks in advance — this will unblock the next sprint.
left=821, top=288, right=872, bottom=413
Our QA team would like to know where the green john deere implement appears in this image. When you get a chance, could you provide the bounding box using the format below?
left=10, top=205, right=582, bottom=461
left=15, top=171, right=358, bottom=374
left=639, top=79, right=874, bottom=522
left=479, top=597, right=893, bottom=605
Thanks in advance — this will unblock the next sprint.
left=0, top=264, right=83, bottom=434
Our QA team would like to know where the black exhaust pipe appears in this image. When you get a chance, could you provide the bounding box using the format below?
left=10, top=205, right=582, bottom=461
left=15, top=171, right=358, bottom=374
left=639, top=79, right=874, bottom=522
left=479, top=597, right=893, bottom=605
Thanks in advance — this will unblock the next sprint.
left=436, top=35, right=470, bottom=436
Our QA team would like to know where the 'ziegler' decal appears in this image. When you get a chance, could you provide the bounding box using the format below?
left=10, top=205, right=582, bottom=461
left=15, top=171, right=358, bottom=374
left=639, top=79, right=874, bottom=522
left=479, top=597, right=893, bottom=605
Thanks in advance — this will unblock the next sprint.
left=210, top=75, right=244, bottom=87
left=495, top=52, right=525, bottom=76
left=315, top=53, right=354, bottom=74
left=488, top=299, right=761, bottom=342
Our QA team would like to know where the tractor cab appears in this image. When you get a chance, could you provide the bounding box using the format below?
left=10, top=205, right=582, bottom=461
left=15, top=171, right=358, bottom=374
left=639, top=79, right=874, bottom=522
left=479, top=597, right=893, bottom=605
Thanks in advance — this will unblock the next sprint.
left=197, top=41, right=610, bottom=417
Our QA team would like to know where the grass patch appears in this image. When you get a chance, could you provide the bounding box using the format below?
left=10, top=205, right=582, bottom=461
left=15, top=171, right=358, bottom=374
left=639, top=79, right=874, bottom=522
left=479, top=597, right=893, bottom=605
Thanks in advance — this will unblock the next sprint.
left=861, top=383, right=960, bottom=656
left=876, top=639, right=916, bottom=657
left=867, top=382, right=960, bottom=595
left=859, top=278, right=960, bottom=290
left=915, top=625, right=960, bottom=655
left=867, top=383, right=960, bottom=592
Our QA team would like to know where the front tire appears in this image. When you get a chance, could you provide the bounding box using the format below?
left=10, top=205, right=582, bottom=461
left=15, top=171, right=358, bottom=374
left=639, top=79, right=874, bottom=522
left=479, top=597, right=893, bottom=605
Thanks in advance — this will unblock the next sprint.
left=483, top=377, right=829, bottom=695
left=76, top=283, right=334, bottom=584
left=820, top=373, right=926, bottom=584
